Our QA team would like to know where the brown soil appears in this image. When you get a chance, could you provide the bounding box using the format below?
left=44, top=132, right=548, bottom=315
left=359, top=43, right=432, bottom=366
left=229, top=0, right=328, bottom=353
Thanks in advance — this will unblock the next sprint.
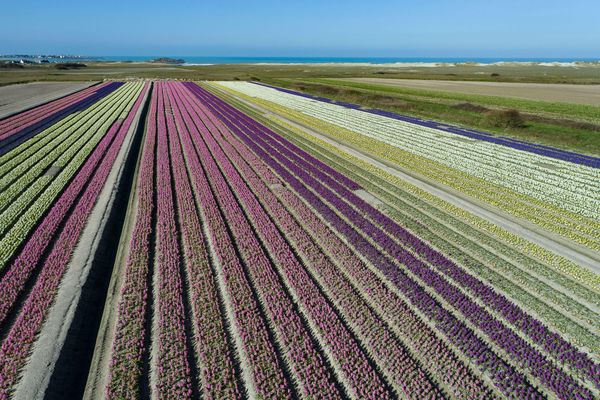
left=347, top=78, right=600, bottom=106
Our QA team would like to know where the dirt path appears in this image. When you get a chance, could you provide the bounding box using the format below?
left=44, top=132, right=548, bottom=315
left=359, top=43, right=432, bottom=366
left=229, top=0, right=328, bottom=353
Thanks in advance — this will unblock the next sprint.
left=341, top=78, right=600, bottom=106
left=221, top=87, right=600, bottom=274
left=13, top=87, right=149, bottom=400
left=0, top=81, right=96, bottom=119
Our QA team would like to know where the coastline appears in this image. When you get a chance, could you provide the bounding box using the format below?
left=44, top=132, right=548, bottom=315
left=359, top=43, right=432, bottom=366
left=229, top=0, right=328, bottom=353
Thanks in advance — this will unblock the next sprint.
left=185, top=61, right=600, bottom=67
left=3, top=55, right=599, bottom=68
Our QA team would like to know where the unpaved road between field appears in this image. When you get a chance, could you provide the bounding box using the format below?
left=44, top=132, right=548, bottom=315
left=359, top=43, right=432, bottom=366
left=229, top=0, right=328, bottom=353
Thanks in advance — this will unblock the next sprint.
left=0, top=81, right=96, bottom=119
left=220, top=87, right=600, bottom=273
left=340, top=78, right=600, bottom=106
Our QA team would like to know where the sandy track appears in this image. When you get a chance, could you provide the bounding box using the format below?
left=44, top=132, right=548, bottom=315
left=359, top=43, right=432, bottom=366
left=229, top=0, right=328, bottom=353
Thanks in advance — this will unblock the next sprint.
left=340, top=78, right=600, bottom=106
left=13, top=87, right=149, bottom=400
left=221, top=87, right=600, bottom=273
left=0, top=81, right=96, bottom=119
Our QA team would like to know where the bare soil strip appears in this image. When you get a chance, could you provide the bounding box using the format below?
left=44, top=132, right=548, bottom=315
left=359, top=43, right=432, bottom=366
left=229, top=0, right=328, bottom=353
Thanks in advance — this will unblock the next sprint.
left=224, top=88, right=600, bottom=273
left=0, top=82, right=96, bottom=119
left=343, top=78, right=600, bottom=106
left=12, top=87, right=149, bottom=400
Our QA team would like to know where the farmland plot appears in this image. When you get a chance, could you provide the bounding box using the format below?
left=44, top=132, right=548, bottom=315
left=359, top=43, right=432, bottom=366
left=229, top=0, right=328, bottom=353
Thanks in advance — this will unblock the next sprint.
left=97, top=81, right=599, bottom=400
left=0, top=79, right=598, bottom=400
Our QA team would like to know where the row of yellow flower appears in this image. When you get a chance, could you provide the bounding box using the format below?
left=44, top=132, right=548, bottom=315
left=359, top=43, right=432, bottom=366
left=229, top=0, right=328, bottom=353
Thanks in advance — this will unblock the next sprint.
left=218, top=82, right=600, bottom=236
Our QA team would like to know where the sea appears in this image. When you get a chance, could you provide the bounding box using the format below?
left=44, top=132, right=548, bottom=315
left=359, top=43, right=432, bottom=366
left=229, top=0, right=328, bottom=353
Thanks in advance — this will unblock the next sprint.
left=1, top=55, right=598, bottom=66
left=95, top=56, right=600, bottom=66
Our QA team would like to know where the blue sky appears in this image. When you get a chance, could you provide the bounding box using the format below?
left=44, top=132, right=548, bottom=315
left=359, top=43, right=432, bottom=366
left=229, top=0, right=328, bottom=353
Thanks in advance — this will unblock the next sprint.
left=2, top=0, right=599, bottom=57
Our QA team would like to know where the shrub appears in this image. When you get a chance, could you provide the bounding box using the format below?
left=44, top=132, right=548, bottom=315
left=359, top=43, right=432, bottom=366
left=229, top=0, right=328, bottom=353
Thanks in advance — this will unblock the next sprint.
left=483, top=109, right=525, bottom=128
left=55, top=63, right=87, bottom=70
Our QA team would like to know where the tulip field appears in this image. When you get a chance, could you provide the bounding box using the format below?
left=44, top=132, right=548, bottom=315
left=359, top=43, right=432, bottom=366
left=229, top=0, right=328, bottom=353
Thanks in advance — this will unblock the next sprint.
left=0, top=80, right=598, bottom=399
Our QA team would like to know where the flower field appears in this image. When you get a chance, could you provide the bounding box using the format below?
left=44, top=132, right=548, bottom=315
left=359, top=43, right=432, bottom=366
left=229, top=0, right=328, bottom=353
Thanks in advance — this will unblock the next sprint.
left=217, top=81, right=600, bottom=250
left=0, top=80, right=598, bottom=399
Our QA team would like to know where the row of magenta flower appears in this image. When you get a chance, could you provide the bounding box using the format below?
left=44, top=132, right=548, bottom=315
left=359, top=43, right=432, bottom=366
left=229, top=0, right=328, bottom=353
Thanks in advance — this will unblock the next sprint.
left=105, top=81, right=597, bottom=400
left=0, top=83, right=149, bottom=398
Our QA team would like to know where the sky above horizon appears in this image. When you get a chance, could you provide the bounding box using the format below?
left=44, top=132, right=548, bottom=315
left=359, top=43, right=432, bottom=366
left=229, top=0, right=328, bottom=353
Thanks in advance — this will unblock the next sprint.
left=3, top=0, right=599, bottom=58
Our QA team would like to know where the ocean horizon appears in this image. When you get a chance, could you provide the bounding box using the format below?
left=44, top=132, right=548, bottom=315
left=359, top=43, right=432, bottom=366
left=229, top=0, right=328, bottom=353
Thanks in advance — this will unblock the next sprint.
left=2, top=55, right=599, bottom=65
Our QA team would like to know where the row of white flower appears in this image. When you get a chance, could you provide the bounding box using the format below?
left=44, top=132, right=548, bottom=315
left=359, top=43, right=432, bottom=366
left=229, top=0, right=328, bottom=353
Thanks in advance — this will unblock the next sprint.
left=220, top=82, right=600, bottom=220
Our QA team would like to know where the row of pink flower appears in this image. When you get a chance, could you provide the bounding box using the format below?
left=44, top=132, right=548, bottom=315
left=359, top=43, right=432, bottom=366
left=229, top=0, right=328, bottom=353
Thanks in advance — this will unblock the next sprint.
left=160, top=82, right=242, bottom=399
left=164, top=82, right=293, bottom=399
left=168, top=81, right=342, bottom=398
left=0, top=82, right=113, bottom=141
left=202, top=85, right=597, bottom=399
left=0, top=82, right=148, bottom=399
left=106, top=83, right=156, bottom=399
left=189, top=84, right=461, bottom=399
left=152, top=83, right=195, bottom=398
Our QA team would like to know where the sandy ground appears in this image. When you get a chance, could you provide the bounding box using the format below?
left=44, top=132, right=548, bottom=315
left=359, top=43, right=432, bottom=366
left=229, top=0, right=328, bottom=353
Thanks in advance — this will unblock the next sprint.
left=342, top=78, right=600, bottom=105
left=354, top=188, right=383, bottom=208
left=223, top=87, right=600, bottom=273
left=13, top=87, right=148, bottom=400
left=0, top=81, right=95, bottom=119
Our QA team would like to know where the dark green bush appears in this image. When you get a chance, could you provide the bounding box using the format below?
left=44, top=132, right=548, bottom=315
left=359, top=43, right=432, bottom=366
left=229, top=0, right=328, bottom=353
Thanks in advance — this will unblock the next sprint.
left=55, top=62, right=87, bottom=70
left=483, top=109, right=525, bottom=128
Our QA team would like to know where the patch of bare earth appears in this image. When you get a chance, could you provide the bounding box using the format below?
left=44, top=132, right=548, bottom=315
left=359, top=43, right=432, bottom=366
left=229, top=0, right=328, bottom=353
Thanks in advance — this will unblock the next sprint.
left=0, top=82, right=96, bottom=119
left=345, top=78, right=600, bottom=106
